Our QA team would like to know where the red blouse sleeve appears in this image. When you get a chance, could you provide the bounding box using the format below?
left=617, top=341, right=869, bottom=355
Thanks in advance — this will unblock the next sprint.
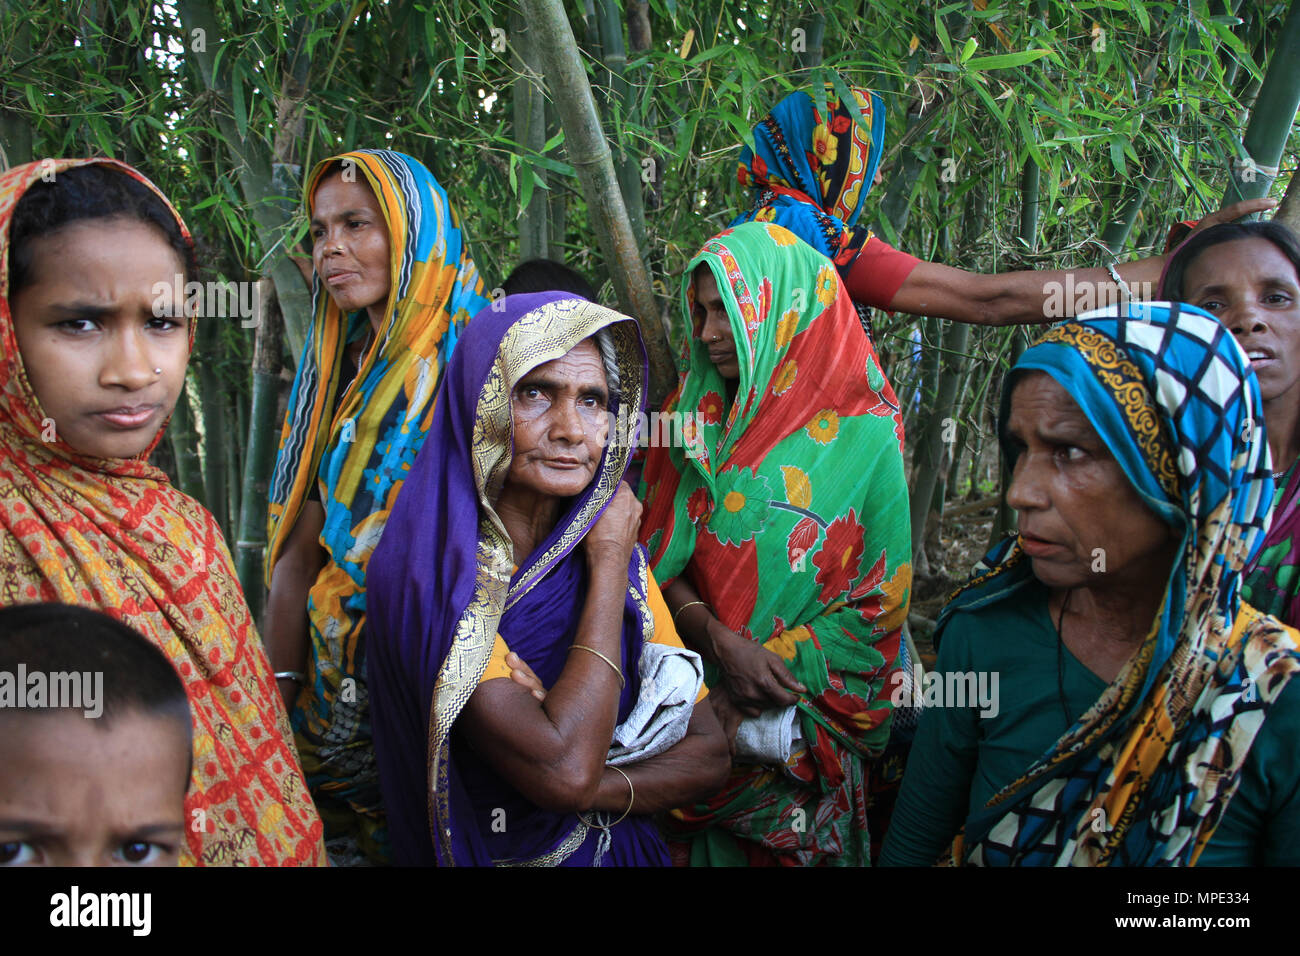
left=844, top=236, right=922, bottom=310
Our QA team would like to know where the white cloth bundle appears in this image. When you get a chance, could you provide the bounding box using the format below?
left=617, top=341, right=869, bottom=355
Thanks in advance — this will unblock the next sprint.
left=733, top=705, right=803, bottom=766
left=606, top=643, right=704, bottom=766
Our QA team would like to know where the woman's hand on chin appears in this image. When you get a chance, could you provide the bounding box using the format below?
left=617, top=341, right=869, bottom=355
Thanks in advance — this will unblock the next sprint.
left=583, top=482, right=643, bottom=571
left=709, top=620, right=806, bottom=713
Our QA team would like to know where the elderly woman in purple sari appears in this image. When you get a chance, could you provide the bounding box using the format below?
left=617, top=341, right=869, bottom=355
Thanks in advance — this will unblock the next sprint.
left=365, top=292, right=730, bottom=865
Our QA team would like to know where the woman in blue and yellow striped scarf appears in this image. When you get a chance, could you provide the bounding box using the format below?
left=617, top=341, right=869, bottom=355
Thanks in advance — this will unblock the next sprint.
left=264, top=149, right=489, bottom=864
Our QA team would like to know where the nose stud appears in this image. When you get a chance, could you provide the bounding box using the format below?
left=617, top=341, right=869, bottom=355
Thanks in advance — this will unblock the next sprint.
left=154, top=368, right=163, bottom=375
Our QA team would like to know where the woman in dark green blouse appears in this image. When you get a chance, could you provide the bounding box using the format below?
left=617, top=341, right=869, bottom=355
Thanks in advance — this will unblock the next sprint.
left=881, top=302, right=1300, bottom=866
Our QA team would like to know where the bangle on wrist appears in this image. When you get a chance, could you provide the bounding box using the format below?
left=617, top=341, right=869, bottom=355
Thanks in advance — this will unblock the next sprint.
left=1105, top=261, right=1134, bottom=302
left=568, top=643, right=625, bottom=688
left=673, top=599, right=711, bottom=629
left=275, top=671, right=307, bottom=684
left=578, top=765, right=635, bottom=830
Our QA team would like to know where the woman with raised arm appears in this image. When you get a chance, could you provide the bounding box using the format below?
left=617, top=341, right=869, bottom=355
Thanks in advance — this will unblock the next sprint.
left=1161, top=221, right=1300, bottom=628
left=731, top=85, right=1275, bottom=327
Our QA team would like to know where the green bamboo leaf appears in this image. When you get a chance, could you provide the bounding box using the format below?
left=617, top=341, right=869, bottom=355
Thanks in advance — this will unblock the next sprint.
left=812, top=66, right=828, bottom=122
left=718, top=109, right=756, bottom=154
left=686, top=45, right=733, bottom=66
left=1014, top=107, right=1045, bottom=168
left=1109, top=137, right=1127, bottom=177
left=934, top=12, right=952, bottom=55
left=960, top=37, right=978, bottom=63
left=963, top=74, right=1010, bottom=133
left=828, top=68, right=870, bottom=137
left=964, top=49, right=1052, bottom=71
left=424, top=10, right=439, bottom=60
left=231, top=64, right=248, bottom=142
left=212, top=32, right=231, bottom=80
left=519, top=165, right=534, bottom=210
left=1206, top=18, right=1254, bottom=66
left=87, top=114, right=116, bottom=157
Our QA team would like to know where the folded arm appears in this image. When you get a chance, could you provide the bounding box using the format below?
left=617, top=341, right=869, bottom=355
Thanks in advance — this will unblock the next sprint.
left=460, top=559, right=630, bottom=813
left=588, top=703, right=730, bottom=814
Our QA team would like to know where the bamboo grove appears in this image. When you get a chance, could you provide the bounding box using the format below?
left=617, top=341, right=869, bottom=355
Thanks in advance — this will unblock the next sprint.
left=1, top=0, right=1298, bottom=621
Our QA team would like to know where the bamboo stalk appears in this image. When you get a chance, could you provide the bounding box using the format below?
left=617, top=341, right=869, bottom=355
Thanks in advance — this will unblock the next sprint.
left=520, top=0, right=674, bottom=401
left=235, top=279, right=284, bottom=627
left=0, top=10, right=34, bottom=168
left=594, top=0, right=648, bottom=255
left=177, top=0, right=314, bottom=362
left=168, top=374, right=205, bottom=501
left=511, top=3, right=550, bottom=261
left=1102, top=183, right=1149, bottom=254
left=1222, top=0, right=1300, bottom=206
left=195, top=319, right=231, bottom=540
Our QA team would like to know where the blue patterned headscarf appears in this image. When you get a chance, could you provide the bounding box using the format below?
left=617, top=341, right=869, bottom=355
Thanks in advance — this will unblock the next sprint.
left=937, top=302, right=1299, bottom=866
left=264, top=149, right=490, bottom=858
left=728, top=86, right=885, bottom=272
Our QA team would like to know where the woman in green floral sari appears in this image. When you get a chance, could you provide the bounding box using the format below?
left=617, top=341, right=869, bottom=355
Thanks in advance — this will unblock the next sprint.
left=637, top=220, right=911, bottom=865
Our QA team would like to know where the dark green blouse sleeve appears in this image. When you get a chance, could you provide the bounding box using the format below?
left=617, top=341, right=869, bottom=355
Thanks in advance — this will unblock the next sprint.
left=877, top=624, right=982, bottom=866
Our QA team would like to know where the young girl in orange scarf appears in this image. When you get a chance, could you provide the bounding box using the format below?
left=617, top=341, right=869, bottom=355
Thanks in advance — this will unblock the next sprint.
left=0, top=157, right=326, bottom=866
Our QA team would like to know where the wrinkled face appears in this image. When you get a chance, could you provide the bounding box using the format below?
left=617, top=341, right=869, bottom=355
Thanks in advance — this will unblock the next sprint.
left=310, top=171, right=392, bottom=323
left=1180, top=238, right=1300, bottom=407
left=0, top=711, right=189, bottom=867
left=504, top=338, right=611, bottom=499
left=691, top=265, right=739, bottom=380
left=9, top=218, right=191, bottom=460
left=1005, top=371, right=1178, bottom=593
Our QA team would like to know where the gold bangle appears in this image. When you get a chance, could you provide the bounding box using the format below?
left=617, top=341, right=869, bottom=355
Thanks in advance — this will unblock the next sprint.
left=673, top=599, right=711, bottom=629
left=578, top=765, right=635, bottom=830
left=568, top=643, right=625, bottom=688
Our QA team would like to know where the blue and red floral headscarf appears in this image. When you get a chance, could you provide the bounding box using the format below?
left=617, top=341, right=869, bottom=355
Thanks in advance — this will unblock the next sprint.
left=729, top=85, right=886, bottom=271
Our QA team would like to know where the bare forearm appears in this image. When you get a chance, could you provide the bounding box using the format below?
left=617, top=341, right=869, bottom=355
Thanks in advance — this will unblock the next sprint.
left=662, top=575, right=723, bottom=665
left=263, top=563, right=315, bottom=674
left=891, top=259, right=1164, bottom=328
left=590, top=710, right=730, bottom=814
left=479, top=561, right=629, bottom=804
left=265, top=501, right=325, bottom=678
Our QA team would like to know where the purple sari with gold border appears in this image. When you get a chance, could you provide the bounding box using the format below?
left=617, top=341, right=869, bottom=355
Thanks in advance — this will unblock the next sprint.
left=366, top=292, right=670, bottom=866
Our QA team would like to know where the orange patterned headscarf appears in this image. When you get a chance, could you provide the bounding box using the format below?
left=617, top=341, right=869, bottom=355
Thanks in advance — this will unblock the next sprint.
left=0, top=158, right=326, bottom=866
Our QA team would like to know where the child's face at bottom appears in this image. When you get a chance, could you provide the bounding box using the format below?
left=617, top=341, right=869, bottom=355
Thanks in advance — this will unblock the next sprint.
left=0, top=710, right=188, bottom=866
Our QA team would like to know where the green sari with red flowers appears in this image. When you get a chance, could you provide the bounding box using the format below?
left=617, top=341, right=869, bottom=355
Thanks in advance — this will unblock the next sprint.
left=637, top=221, right=911, bottom=865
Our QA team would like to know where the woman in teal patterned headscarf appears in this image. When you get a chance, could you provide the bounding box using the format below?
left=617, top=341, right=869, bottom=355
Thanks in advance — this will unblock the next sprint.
left=882, top=302, right=1300, bottom=866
